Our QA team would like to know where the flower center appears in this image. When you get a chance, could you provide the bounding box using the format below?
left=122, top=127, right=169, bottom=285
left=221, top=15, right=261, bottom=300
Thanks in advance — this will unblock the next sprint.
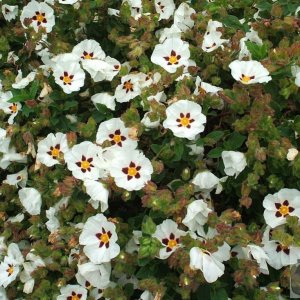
left=100, top=233, right=110, bottom=244
left=76, top=155, right=94, bottom=173
left=162, top=233, right=180, bottom=252
left=68, top=291, right=83, bottom=300
left=180, top=117, right=190, bottom=127
left=275, top=200, right=294, bottom=218
left=60, top=72, right=74, bottom=85
left=240, top=74, right=255, bottom=83
left=6, top=264, right=14, bottom=276
left=122, top=161, right=141, bottom=180
left=169, top=55, right=178, bottom=64
left=164, top=50, right=181, bottom=65
left=113, top=134, right=122, bottom=143
left=81, top=160, right=90, bottom=170
left=279, top=205, right=289, bottom=216
left=96, top=228, right=112, bottom=248
left=109, top=129, right=126, bottom=146
left=36, top=14, right=44, bottom=23
left=128, top=167, right=138, bottom=177
left=51, top=148, right=60, bottom=157
left=167, top=239, right=177, bottom=249
left=123, top=80, right=133, bottom=92
left=32, top=11, right=47, bottom=25
left=276, top=243, right=290, bottom=255
left=9, top=103, right=18, bottom=113
left=82, top=51, right=93, bottom=59
left=176, top=113, right=194, bottom=128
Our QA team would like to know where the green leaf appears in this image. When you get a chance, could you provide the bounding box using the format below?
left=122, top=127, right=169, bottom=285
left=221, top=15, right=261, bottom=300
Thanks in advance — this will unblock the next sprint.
left=173, top=141, right=184, bottom=161
left=207, top=147, right=223, bottom=158
left=211, top=288, right=228, bottom=300
left=29, top=80, right=39, bottom=98
left=245, top=41, right=268, bottom=60
left=8, top=90, right=30, bottom=103
left=222, top=15, right=249, bottom=31
left=141, top=216, right=156, bottom=235
left=205, top=131, right=225, bottom=141
left=224, top=132, right=246, bottom=150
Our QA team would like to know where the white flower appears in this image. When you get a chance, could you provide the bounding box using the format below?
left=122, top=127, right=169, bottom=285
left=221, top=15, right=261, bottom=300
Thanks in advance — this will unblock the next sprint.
left=115, top=74, right=142, bottom=103
left=163, top=100, right=206, bottom=140
left=174, top=3, right=195, bottom=32
left=141, top=112, right=160, bottom=130
left=0, top=243, right=24, bottom=288
left=189, top=247, right=225, bottom=283
left=8, top=213, right=24, bottom=223
left=125, top=230, right=142, bottom=254
left=58, top=0, right=79, bottom=4
left=202, top=20, right=228, bottom=52
left=64, top=141, right=106, bottom=181
left=20, top=0, right=55, bottom=33
left=45, top=207, right=60, bottom=233
left=192, top=171, right=227, bottom=197
left=140, top=290, right=154, bottom=300
left=72, top=39, right=106, bottom=60
left=96, top=118, right=137, bottom=150
left=156, top=24, right=182, bottom=43
left=194, top=76, right=223, bottom=96
left=222, top=151, right=247, bottom=177
left=0, top=256, right=20, bottom=288
left=77, top=262, right=111, bottom=289
left=287, top=148, right=299, bottom=161
left=2, top=5, right=18, bottom=21
left=12, top=70, right=36, bottom=89
left=0, top=91, right=22, bottom=125
left=263, top=188, right=300, bottom=228
left=57, top=285, right=87, bottom=300
left=124, top=0, right=142, bottom=20
left=53, top=59, right=85, bottom=94
left=182, top=200, right=212, bottom=232
left=72, top=39, right=121, bottom=82
left=79, top=214, right=120, bottom=264
left=83, top=179, right=109, bottom=212
left=152, top=219, right=186, bottom=259
left=155, top=0, right=175, bottom=21
left=264, top=240, right=300, bottom=270
left=239, top=29, right=263, bottom=60
left=36, top=132, right=69, bottom=167
left=91, top=92, right=116, bottom=111
left=151, top=38, right=190, bottom=73
left=0, top=141, right=27, bottom=169
left=108, top=8, right=120, bottom=17
left=82, top=56, right=121, bottom=82
left=3, top=167, right=28, bottom=188
left=291, top=65, right=300, bottom=87
left=18, top=188, right=42, bottom=215
left=19, top=253, right=45, bottom=294
left=231, top=245, right=269, bottom=274
left=229, top=60, right=272, bottom=84
left=109, top=149, right=153, bottom=191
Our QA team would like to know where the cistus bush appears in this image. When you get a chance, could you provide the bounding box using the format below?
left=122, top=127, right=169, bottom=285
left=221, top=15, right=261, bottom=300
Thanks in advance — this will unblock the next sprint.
left=0, top=0, right=300, bottom=299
